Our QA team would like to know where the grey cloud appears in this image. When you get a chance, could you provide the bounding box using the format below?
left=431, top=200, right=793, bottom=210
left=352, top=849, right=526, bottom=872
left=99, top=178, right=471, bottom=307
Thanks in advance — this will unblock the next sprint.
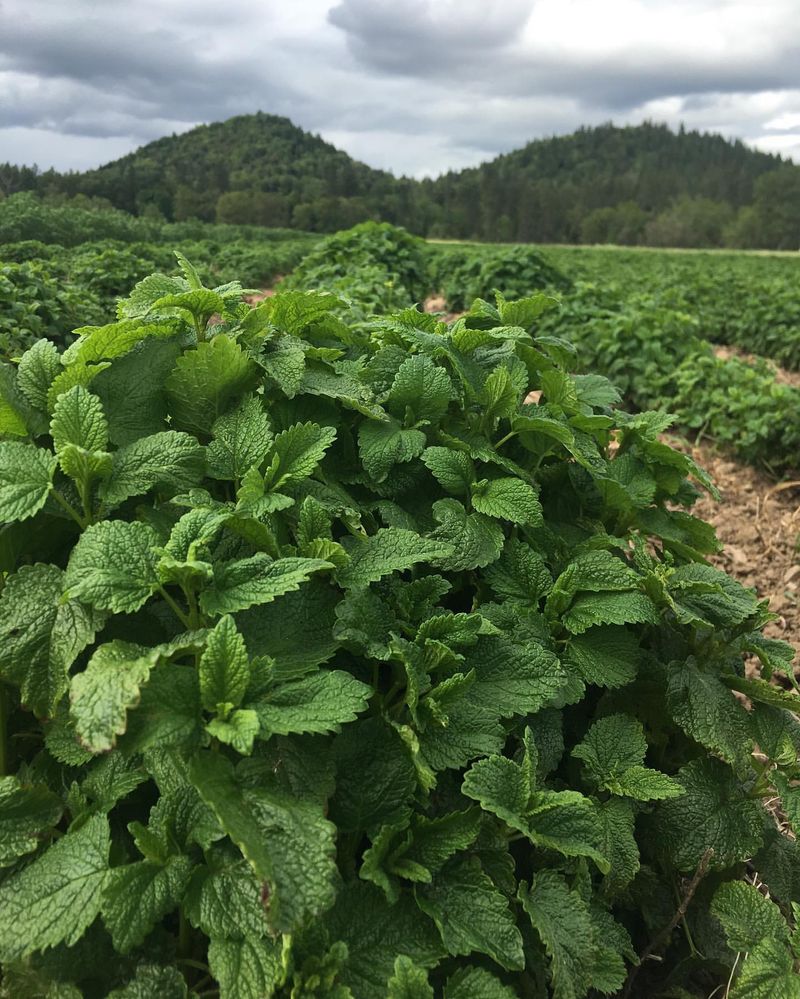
left=0, top=0, right=798, bottom=175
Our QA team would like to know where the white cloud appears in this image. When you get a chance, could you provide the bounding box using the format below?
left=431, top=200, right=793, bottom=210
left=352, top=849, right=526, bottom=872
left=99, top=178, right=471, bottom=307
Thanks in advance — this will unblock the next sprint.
left=0, top=0, right=798, bottom=174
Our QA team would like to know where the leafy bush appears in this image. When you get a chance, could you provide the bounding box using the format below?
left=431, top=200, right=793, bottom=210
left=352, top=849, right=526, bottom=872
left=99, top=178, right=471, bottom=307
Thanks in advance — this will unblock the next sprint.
left=0, top=261, right=105, bottom=358
left=432, top=245, right=572, bottom=311
left=545, top=283, right=800, bottom=470
left=286, top=221, right=431, bottom=314
left=1, top=260, right=800, bottom=998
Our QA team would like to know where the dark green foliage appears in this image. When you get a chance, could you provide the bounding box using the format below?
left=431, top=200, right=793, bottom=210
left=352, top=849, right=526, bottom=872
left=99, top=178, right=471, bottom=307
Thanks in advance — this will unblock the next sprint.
left=285, top=222, right=431, bottom=315
left=431, top=245, right=571, bottom=311
left=4, top=116, right=800, bottom=247
left=1, top=253, right=799, bottom=999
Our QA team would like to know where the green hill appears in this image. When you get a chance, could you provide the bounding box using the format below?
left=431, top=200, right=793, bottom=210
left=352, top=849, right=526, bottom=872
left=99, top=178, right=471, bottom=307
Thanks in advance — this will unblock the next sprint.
left=2, top=114, right=798, bottom=248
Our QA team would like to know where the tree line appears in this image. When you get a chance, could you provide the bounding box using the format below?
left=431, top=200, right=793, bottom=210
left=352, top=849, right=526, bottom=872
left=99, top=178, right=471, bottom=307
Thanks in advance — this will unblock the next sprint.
left=1, top=114, right=798, bottom=250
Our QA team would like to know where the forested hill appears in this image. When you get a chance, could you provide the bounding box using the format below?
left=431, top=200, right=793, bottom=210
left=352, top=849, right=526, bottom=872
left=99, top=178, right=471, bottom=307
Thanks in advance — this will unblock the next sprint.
left=2, top=113, right=799, bottom=248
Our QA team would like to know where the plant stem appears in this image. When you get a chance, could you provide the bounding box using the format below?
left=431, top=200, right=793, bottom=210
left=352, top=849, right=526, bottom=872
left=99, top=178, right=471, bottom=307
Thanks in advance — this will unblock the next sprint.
left=50, top=489, right=87, bottom=529
left=621, top=847, right=714, bottom=999
left=158, top=586, right=192, bottom=629
left=178, top=908, right=192, bottom=960
left=494, top=430, right=517, bottom=449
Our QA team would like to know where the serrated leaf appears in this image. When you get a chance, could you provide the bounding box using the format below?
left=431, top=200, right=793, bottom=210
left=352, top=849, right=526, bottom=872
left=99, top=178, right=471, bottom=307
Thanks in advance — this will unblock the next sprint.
left=562, top=591, right=659, bottom=635
left=206, top=708, right=260, bottom=755
left=484, top=537, right=552, bottom=602
left=387, top=956, right=434, bottom=999
left=416, top=856, right=524, bottom=971
left=712, top=881, right=789, bottom=952
left=65, top=520, right=160, bottom=613
left=265, top=421, right=337, bottom=489
left=358, top=418, right=426, bottom=482
left=518, top=870, right=595, bottom=999
left=200, top=554, right=332, bottom=616
left=0, top=441, right=56, bottom=522
left=429, top=498, right=504, bottom=571
left=0, top=776, right=63, bottom=867
left=387, top=354, right=453, bottom=425
left=0, top=813, right=109, bottom=961
left=207, top=395, right=272, bottom=481
left=70, top=641, right=158, bottom=753
left=101, top=431, right=205, bottom=510
left=564, top=627, right=639, bottom=688
left=17, top=338, right=61, bottom=411
left=165, top=335, right=258, bottom=435
left=572, top=714, right=684, bottom=800
left=102, top=855, right=193, bottom=953
left=184, top=853, right=269, bottom=938
left=207, top=935, right=282, bottom=999
left=471, top=477, right=542, bottom=525
left=50, top=385, right=108, bottom=457
left=188, top=751, right=337, bottom=932
left=199, top=615, right=250, bottom=713
left=421, top=446, right=474, bottom=495
left=443, top=967, right=517, bottom=999
left=0, top=562, right=104, bottom=718
left=667, top=660, right=753, bottom=768
left=252, top=669, right=371, bottom=737
left=338, top=528, right=453, bottom=589
left=653, top=757, right=765, bottom=872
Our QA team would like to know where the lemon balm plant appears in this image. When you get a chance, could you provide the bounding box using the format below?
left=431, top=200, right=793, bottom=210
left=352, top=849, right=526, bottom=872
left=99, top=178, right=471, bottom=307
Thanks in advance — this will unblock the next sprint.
left=0, top=254, right=799, bottom=998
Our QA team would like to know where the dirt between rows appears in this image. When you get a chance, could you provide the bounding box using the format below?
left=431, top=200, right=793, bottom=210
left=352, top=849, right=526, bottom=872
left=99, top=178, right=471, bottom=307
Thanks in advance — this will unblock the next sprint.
left=670, top=437, right=800, bottom=664
left=712, top=344, right=800, bottom=389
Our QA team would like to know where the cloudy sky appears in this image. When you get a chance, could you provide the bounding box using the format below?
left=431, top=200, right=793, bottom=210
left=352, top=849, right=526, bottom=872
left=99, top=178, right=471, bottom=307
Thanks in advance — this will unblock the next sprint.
left=1, top=0, right=799, bottom=178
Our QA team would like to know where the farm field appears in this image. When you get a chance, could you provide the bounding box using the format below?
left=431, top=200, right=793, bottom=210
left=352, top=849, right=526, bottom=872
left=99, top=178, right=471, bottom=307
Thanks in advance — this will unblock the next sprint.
left=1, top=206, right=800, bottom=998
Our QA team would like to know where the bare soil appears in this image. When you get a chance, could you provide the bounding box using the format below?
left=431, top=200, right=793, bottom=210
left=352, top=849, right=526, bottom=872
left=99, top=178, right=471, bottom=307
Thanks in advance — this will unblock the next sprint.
left=671, top=437, right=800, bottom=662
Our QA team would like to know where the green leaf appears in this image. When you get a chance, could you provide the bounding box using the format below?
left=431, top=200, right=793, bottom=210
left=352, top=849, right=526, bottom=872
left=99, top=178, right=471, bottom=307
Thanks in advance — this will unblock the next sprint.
left=358, top=418, right=426, bottom=482
left=252, top=669, right=371, bottom=737
left=729, top=937, right=800, bottom=998
left=0, top=776, right=63, bottom=867
left=387, top=354, right=453, bottom=424
left=562, top=591, right=659, bottom=635
left=667, top=660, right=753, bottom=768
left=0, top=562, right=104, bottom=717
left=70, top=641, right=159, bottom=753
left=188, top=751, right=337, bottom=933
left=387, top=956, right=434, bottom=999
left=429, top=498, right=504, bottom=571
left=479, top=366, right=519, bottom=424
left=265, top=420, right=337, bottom=489
left=206, top=709, right=260, bottom=755
left=416, top=856, right=524, bottom=971
left=471, top=477, right=542, bottom=525
left=65, top=520, right=160, bottom=613
left=107, top=964, right=189, bottom=999
left=207, top=935, right=282, bottom=999
left=518, top=870, right=596, bottom=999
left=323, top=882, right=444, bottom=999
left=564, top=627, right=639, bottom=688
left=199, top=615, right=250, bottom=713
left=338, top=528, right=453, bottom=589
left=17, top=338, right=61, bottom=412
left=653, top=757, right=765, bottom=872
left=0, top=813, right=109, bottom=961
left=102, top=855, right=193, bottom=953
left=207, top=395, right=272, bottom=481
left=443, top=967, right=517, bottom=999
left=0, top=441, right=56, bottom=523
left=201, top=554, right=332, bottom=616
left=50, top=385, right=108, bottom=455
left=184, top=853, right=269, bottom=938
left=484, top=538, right=552, bottom=603
left=421, top=446, right=474, bottom=494
left=101, top=431, right=205, bottom=510
left=165, top=335, right=258, bottom=435
left=572, top=714, right=684, bottom=800
left=712, top=881, right=789, bottom=952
